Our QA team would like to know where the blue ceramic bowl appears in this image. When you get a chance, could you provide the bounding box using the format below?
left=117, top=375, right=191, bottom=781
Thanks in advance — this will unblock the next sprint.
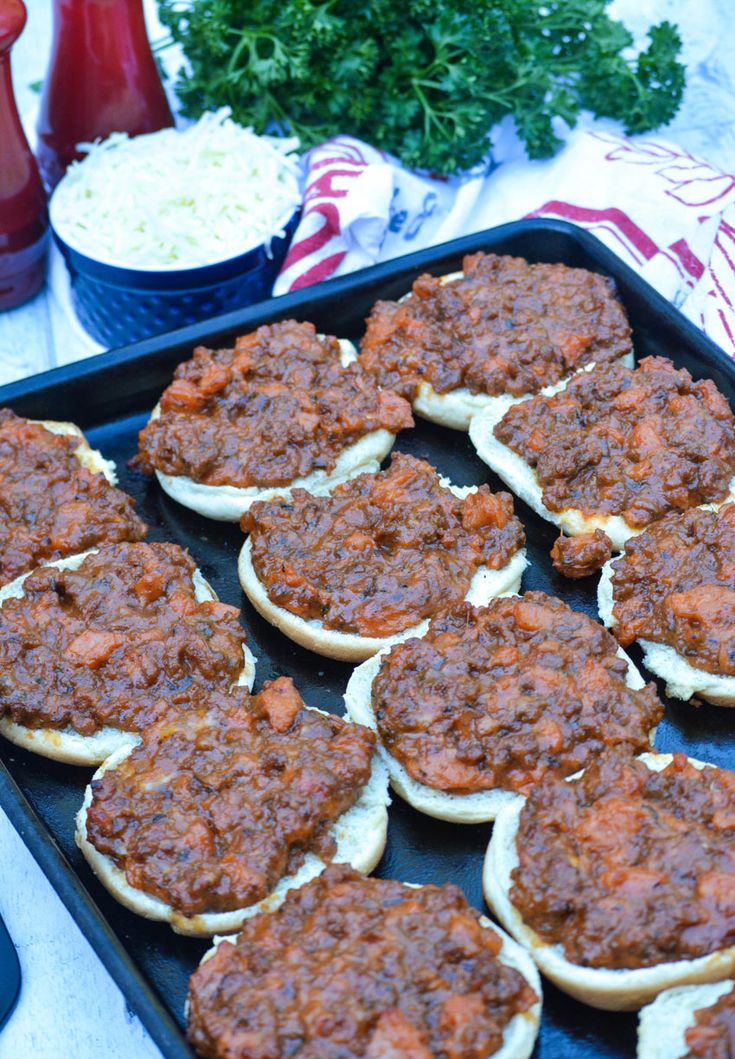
left=51, top=208, right=299, bottom=348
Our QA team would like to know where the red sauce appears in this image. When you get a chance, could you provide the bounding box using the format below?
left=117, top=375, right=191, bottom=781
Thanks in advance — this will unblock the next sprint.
left=373, top=593, right=661, bottom=796
left=0, top=542, right=247, bottom=737
left=187, top=864, right=537, bottom=1058
left=684, top=984, right=735, bottom=1058
left=0, top=409, right=146, bottom=585
left=510, top=752, right=735, bottom=969
left=84, top=679, right=376, bottom=916
left=242, top=453, right=524, bottom=637
left=360, top=252, right=631, bottom=400
left=551, top=529, right=613, bottom=579
left=494, top=357, right=735, bottom=528
left=138, top=320, right=413, bottom=488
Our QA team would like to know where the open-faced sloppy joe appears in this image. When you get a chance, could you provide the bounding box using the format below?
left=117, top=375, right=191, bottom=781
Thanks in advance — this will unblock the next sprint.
left=137, top=319, right=413, bottom=488
left=493, top=356, right=735, bottom=530
left=372, top=593, right=661, bottom=798
left=82, top=679, right=377, bottom=919
left=509, top=752, right=735, bottom=969
left=0, top=541, right=247, bottom=739
left=0, top=409, right=146, bottom=584
left=684, top=983, right=735, bottom=1058
left=241, top=453, right=525, bottom=638
left=360, top=252, right=631, bottom=402
left=187, top=864, right=539, bottom=1059
left=610, top=504, right=735, bottom=676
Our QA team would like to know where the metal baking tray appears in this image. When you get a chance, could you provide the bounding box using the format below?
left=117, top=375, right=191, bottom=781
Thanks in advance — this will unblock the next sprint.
left=1, top=218, right=734, bottom=1059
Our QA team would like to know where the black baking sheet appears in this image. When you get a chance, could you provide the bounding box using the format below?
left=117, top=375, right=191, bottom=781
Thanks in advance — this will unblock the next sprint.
left=1, top=219, right=734, bottom=1059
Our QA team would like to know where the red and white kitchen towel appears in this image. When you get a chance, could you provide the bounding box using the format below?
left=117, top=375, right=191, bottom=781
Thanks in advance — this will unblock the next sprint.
left=273, top=120, right=735, bottom=357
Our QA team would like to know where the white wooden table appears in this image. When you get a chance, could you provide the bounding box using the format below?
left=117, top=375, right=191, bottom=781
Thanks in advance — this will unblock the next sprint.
left=1, top=1, right=734, bottom=1057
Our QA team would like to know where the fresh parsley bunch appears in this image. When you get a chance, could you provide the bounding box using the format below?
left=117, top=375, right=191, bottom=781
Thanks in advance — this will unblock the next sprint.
left=157, top=0, right=685, bottom=174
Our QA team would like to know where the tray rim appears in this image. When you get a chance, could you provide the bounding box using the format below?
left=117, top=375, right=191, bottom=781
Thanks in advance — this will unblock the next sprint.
left=1, top=216, right=734, bottom=1059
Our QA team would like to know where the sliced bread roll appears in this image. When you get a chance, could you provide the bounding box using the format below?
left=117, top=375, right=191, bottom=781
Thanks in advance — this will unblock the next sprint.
left=469, top=365, right=641, bottom=550
left=189, top=868, right=542, bottom=1059
left=0, top=548, right=256, bottom=766
left=360, top=254, right=634, bottom=432
left=36, top=419, right=118, bottom=482
left=76, top=689, right=389, bottom=937
left=484, top=753, right=735, bottom=1011
left=239, top=454, right=527, bottom=662
left=598, top=501, right=735, bottom=707
left=146, top=335, right=406, bottom=522
left=345, top=633, right=651, bottom=825
left=470, top=357, right=735, bottom=552
left=638, top=980, right=735, bottom=1058
left=240, top=531, right=526, bottom=663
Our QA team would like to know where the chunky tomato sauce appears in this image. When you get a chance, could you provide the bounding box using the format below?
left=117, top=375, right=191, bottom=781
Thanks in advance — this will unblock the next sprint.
left=494, top=357, right=735, bottom=528
left=137, top=320, right=413, bottom=488
left=611, top=504, right=735, bottom=675
left=0, top=541, right=247, bottom=736
left=242, top=454, right=524, bottom=637
left=85, top=679, right=376, bottom=916
left=510, top=752, right=735, bottom=969
left=0, top=409, right=146, bottom=584
left=187, top=864, right=537, bottom=1059
left=551, top=529, right=613, bottom=579
left=360, top=252, right=631, bottom=400
left=374, top=593, right=661, bottom=796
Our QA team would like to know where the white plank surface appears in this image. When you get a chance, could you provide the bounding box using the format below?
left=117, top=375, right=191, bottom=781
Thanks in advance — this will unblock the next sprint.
left=1, top=2, right=734, bottom=1057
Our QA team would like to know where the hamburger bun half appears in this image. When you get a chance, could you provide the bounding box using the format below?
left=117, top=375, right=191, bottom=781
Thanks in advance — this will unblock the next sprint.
left=0, top=552, right=256, bottom=766
left=344, top=637, right=649, bottom=824
left=483, top=753, right=735, bottom=1011
left=637, top=979, right=734, bottom=1058
left=75, top=729, right=389, bottom=937
left=151, top=340, right=397, bottom=522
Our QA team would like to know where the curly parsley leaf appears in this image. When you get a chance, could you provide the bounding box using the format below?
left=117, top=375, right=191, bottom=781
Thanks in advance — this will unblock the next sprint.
left=157, top=0, right=685, bottom=174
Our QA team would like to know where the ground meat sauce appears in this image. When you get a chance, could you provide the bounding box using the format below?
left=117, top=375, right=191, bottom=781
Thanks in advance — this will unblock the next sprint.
left=510, top=752, right=735, bottom=969
left=241, top=453, right=525, bottom=637
left=494, top=356, right=735, bottom=528
left=137, top=320, right=413, bottom=488
left=684, top=984, right=735, bottom=1058
left=550, top=529, right=613, bottom=579
left=187, top=864, right=537, bottom=1059
left=611, top=504, right=735, bottom=675
left=84, top=679, right=376, bottom=916
left=0, top=541, right=247, bottom=736
left=0, top=409, right=146, bottom=585
left=359, top=252, right=631, bottom=401
left=373, top=593, right=662, bottom=797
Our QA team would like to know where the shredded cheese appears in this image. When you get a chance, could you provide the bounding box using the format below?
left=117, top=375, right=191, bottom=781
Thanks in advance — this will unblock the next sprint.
left=50, top=109, right=302, bottom=270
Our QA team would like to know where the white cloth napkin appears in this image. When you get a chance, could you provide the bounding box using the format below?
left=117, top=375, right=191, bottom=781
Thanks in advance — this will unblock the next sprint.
left=274, top=119, right=735, bottom=357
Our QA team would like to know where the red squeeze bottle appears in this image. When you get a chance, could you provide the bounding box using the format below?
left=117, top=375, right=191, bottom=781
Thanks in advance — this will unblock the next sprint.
left=36, top=0, right=174, bottom=192
left=0, top=0, right=48, bottom=310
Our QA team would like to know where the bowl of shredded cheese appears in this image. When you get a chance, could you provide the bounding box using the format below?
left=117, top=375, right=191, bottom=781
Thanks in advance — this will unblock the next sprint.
left=50, top=110, right=302, bottom=347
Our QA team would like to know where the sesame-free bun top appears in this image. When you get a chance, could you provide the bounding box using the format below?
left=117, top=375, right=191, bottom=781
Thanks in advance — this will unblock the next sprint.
left=76, top=678, right=389, bottom=936
left=345, top=592, right=660, bottom=823
left=0, top=542, right=255, bottom=766
left=470, top=356, right=735, bottom=551
left=138, top=320, right=414, bottom=521
left=239, top=452, right=527, bottom=661
left=0, top=410, right=146, bottom=585
left=598, top=504, right=735, bottom=707
left=484, top=752, right=735, bottom=1011
left=187, top=863, right=542, bottom=1059
left=360, top=253, right=632, bottom=431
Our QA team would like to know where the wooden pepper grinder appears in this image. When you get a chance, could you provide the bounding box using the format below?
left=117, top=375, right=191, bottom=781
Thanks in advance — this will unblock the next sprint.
left=0, top=0, right=48, bottom=310
left=37, top=0, right=174, bottom=192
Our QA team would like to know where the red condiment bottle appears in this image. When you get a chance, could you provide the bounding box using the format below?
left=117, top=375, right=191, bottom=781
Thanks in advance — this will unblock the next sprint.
left=36, top=0, right=174, bottom=192
left=0, top=0, right=47, bottom=310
